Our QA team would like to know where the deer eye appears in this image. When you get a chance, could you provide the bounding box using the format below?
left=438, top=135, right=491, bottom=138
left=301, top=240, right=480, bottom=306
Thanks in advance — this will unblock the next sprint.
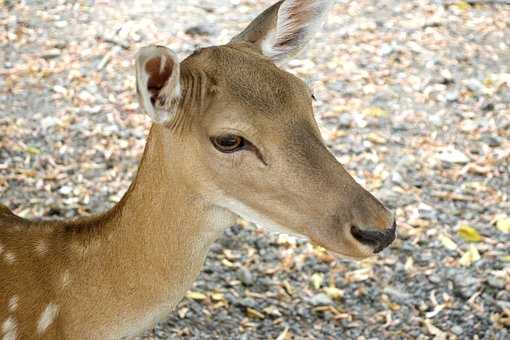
left=211, top=134, right=245, bottom=153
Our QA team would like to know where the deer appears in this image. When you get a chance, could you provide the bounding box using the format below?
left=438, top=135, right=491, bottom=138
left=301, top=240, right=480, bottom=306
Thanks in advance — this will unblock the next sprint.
left=0, top=0, right=397, bottom=339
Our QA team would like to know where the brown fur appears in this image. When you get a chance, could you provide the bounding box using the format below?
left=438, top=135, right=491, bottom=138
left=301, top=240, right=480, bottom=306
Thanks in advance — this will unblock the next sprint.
left=1, top=1, right=395, bottom=339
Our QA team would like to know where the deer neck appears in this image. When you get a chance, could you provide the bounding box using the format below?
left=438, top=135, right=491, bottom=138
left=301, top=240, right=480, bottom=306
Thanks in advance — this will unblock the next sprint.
left=111, top=123, right=233, bottom=271
left=63, top=124, right=236, bottom=338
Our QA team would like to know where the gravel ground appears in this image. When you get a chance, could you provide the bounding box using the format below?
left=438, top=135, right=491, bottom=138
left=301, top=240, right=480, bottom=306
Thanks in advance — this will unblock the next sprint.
left=1, top=0, right=509, bottom=339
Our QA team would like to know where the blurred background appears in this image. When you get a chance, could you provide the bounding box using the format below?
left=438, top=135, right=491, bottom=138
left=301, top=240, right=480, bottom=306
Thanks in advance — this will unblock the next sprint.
left=0, top=0, right=509, bottom=338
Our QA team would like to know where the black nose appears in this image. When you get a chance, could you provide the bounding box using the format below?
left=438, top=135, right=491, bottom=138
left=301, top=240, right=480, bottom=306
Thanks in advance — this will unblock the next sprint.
left=351, top=221, right=397, bottom=253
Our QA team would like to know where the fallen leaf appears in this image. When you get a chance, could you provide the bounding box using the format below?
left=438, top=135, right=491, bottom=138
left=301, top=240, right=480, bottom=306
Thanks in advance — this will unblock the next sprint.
left=324, top=287, right=344, bottom=300
left=276, top=327, right=290, bottom=340
left=438, top=234, right=458, bottom=250
left=363, top=106, right=388, bottom=117
left=423, top=319, right=446, bottom=338
left=454, top=1, right=471, bottom=11
left=459, top=245, right=481, bottom=266
left=263, top=305, right=282, bottom=317
left=458, top=224, right=482, bottom=242
left=24, top=146, right=41, bottom=155
left=311, top=273, right=324, bottom=290
left=178, top=307, right=188, bottom=318
left=330, top=130, right=347, bottom=139
left=282, top=280, right=294, bottom=296
left=185, top=291, right=207, bottom=300
left=246, top=307, right=264, bottom=319
left=404, top=257, right=414, bottom=272
left=367, top=132, right=387, bottom=144
left=425, top=304, right=445, bottom=319
left=211, top=293, right=224, bottom=301
left=345, top=268, right=373, bottom=282
left=495, top=216, right=510, bottom=233
left=221, top=258, right=234, bottom=267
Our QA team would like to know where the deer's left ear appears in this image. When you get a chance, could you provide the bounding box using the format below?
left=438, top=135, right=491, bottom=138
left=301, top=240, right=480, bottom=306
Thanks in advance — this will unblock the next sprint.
left=231, top=0, right=333, bottom=62
left=135, top=45, right=181, bottom=124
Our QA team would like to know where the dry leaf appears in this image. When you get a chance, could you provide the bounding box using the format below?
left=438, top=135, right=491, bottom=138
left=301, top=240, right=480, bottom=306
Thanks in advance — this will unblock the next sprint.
left=438, top=234, right=458, bottom=250
left=458, top=224, right=482, bottom=242
left=211, top=293, right=224, bottom=301
left=367, top=132, right=387, bottom=144
left=24, top=146, right=41, bottom=155
left=363, top=106, right=388, bottom=117
left=423, top=319, right=446, bottom=338
left=324, top=287, right=344, bottom=300
left=178, top=307, right=188, bottom=319
left=495, top=216, right=510, bottom=233
left=330, top=130, right=347, bottom=139
left=311, top=273, right=324, bottom=290
left=246, top=307, right=264, bottom=319
left=459, top=245, right=481, bottom=266
left=404, top=257, right=414, bottom=272
left=276, top=327, right=290, bottom=340
left=221, top=259, right=234, bottom=267
left=345, top=268, right=373, bottom=282
left=185, top=291, right=207, bottom=301
left=282, top=280, right=294, bottom=296
left=454, top=1, right=471, bottom=11
left=263, top=305, right=282, bottom=317
left=425, top=304, right=445, bottom=319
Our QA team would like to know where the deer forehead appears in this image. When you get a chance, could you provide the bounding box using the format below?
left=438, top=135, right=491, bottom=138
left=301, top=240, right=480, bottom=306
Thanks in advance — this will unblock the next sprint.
left=186, top=45, right=312, bottom=117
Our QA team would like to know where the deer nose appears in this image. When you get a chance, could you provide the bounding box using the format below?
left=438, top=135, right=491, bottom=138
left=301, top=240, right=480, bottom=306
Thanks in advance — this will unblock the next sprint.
left=350, top=220, right=397, bottom=253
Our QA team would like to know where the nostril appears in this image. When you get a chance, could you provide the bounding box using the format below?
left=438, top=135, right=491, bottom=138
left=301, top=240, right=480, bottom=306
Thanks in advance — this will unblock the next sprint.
left=350, top=225, right=383, bottom=247
left=350, top=222, right=397, bottom=254
left=377, top=221, right=397, bottom=252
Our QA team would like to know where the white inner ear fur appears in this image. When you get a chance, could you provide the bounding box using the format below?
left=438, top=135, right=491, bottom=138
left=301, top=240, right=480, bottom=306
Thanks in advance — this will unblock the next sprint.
left=261, top=0, right=333, bottom=61
left=135, top=45, right=181, bottom=124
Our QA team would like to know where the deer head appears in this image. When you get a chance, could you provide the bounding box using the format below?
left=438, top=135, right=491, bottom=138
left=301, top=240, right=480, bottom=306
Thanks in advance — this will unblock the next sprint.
left=134, top=0, right=396, bottom=259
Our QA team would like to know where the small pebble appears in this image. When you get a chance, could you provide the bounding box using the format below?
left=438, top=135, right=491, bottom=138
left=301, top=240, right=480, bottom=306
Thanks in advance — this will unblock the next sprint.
left=238, top=267, right=253, bottom=286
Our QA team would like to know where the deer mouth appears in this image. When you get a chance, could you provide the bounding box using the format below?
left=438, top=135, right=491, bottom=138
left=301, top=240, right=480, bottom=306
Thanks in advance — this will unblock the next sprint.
left=350, top=222, right=397, bottom=253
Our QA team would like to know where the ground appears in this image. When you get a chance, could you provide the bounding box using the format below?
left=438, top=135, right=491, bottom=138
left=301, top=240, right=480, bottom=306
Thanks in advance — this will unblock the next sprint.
left=0, top=0, right=509, bottom=339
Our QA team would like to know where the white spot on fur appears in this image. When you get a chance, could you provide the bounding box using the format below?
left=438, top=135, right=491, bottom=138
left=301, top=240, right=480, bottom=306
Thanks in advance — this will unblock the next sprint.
left=4, top=252, right=15, bottom=264
left=1, top=316, right=17, bottom=340
left=0, top=243, right=4, bottom=255
left=8, top=296, right=18, bottom=312
left=35, top=240, right=48, bottom=256
left=36, top=303, right=59, bottom=335
left=61, top=270, right=71, bottom=288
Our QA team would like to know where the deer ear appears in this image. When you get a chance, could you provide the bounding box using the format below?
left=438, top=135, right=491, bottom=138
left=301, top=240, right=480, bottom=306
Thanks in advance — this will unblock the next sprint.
left=135, top=45, right=181, bottom=124
left=231, top=0, right=333, bottom=62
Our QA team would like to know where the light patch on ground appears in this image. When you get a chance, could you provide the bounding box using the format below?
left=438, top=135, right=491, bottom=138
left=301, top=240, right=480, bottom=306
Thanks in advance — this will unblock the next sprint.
left=1, top=316, right=17, bottom=340
left=36, top=303, right=59, bottom=335
left=4, top=252, right=15, bottom=265
left=35, top=240, right=48, bottom=256
left=8, top=296, right=18, bottom=313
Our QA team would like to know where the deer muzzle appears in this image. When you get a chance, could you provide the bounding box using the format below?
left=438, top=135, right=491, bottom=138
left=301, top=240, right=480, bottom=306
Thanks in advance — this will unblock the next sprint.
left=350, top=220, right=397, bottom=253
